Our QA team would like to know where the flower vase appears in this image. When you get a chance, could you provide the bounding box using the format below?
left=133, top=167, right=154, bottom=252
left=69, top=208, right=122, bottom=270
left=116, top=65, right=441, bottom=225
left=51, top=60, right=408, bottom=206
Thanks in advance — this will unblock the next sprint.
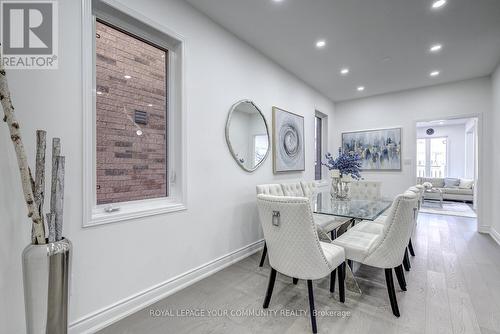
left=22, top=238, right=71, bottom=334
left=331, top=176, right=351, bottom=200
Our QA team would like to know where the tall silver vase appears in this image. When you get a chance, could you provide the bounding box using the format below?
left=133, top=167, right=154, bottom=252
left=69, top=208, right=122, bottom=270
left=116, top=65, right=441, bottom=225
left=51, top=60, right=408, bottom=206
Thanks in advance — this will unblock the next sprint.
left=330, top=177, right=350, bottom=200
left=22, top=238, right=71, bottom=334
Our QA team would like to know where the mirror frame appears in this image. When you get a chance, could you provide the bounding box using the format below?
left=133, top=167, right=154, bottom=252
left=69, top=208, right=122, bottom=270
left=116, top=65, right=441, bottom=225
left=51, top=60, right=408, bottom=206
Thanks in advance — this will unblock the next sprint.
left=225, top=99, right=271, bottom=173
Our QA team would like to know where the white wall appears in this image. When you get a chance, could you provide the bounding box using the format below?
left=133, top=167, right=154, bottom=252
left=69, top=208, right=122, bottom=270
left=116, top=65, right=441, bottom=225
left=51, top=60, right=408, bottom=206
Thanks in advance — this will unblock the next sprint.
left=0, top=0, right=336, bottom=332
left=416, top=124, right=467, bottom=178
left=491, top=64, right=500, bottom=241
left=332, top=78, right=493, bottom=229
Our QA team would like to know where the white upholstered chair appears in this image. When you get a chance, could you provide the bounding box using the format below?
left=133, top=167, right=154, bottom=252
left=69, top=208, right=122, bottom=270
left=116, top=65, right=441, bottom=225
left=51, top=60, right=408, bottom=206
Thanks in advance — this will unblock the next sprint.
left=349, top=181, right=382, bottom=200
left=406, top=186, right=423, bottom=258
left=256, top=183, right=350, bottom=267
left=373, top=186, right=419, bottom=271
left=256, top=184, right=285, bottom=196
left=256, top=194, right=346, bottom=333
left=285, top=182, right=351, bottom=239
left=332, top=191, right=418, bottom=317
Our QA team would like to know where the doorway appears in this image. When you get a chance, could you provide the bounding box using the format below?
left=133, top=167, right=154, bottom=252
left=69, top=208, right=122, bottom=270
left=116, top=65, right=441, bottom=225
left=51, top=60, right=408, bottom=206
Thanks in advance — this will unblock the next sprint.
left=415, top=116, right=479, bottom=218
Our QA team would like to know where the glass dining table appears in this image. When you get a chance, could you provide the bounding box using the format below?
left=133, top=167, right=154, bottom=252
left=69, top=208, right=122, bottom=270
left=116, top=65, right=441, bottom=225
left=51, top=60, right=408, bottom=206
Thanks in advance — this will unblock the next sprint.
left=313, top=191, right=392, bottom=222
left=312, top=191, right=393, bottom=294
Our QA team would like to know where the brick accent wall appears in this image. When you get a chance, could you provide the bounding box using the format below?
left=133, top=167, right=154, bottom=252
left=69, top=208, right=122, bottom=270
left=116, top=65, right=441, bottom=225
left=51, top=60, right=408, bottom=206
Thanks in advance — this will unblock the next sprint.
left=95, top=21, right=167, bottom=205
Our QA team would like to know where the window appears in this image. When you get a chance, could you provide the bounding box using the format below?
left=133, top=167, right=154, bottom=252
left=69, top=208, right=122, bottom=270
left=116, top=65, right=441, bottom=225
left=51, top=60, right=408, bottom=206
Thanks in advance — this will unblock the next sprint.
left=416, top=137, right=448, bottom=177
left=253, top=135, right=269, bottom=166
left=416, top=139, right=426, bottom=177
left=83, top=1, right=186, bottom=226
left=314, top=116, right=322, bottom=180
left=95, top=20, right=168, bottom=205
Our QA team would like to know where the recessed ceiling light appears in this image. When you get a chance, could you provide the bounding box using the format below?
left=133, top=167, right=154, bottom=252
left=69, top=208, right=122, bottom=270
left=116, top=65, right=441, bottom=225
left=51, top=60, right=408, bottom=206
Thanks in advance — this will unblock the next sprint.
left=430, top=44, right=443, bottom=52
left=148, top=103, right=153, bottom=107
left=272, top=0, right=284, bottom=2
left=340, top=68, right=350, bottom=75
left=357, top=86, right=365, bottom=92
left=124, top=75, right=132, bottom=79
left=430, top=71, right=440, bottom=77
left=432, top=0, right=447, bottom=9
left=136, top=129, right=143, bottom=136
left=315, top=40, right=326, bottom=49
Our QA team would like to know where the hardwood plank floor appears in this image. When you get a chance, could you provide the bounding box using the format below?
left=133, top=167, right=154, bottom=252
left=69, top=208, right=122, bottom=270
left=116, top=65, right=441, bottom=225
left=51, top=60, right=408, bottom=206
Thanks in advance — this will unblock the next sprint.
left=98, top=213, right=500, bottom=334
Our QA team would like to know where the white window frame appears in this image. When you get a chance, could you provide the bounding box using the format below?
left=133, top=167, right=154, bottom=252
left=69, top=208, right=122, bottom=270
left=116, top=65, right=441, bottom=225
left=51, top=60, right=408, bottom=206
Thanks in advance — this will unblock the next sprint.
left=416, top=136, right=449, bottom=178
left=82, top=0, right=187, bottom=227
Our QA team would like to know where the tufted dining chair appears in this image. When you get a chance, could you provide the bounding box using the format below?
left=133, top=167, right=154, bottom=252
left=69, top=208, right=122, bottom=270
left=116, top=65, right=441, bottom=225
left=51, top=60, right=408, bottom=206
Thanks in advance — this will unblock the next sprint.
left=256, top=184, right=285, bottom=196
left=406, top=186, right=423, bottom=258
left=256, top=194, right=346, bottom=333
left=332, top=191, right=418, bottom=317
left=281, top=182, right=305, bottom=197
left=289, top=182, right=351, bottom=238
left=349, top=181, right=382, bottom=200
left=256, top=183, right=350, bottom=267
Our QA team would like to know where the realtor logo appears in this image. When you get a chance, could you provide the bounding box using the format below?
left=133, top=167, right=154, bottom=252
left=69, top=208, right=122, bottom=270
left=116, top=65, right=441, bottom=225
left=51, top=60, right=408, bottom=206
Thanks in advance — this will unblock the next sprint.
left=1, top=1, right=58, bottom=69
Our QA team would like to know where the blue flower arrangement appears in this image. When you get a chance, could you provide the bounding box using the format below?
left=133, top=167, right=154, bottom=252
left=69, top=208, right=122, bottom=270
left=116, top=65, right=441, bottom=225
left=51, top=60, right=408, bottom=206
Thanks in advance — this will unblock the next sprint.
left=323, top=148, right=362, bottom=180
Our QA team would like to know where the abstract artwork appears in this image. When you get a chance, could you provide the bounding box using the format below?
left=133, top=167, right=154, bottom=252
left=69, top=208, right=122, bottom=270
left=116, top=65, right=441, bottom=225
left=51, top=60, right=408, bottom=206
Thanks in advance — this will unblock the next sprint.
left=342, top=127, right=402, bottom=170
left=272, top=107, right=305, bottom=173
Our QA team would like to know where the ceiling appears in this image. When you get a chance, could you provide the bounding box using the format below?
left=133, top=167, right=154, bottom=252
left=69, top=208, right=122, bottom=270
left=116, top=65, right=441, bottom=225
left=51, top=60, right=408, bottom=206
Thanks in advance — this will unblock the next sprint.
left=185, top=0, right=500, bottom=102
left=417, top=117, right=475, bottom=128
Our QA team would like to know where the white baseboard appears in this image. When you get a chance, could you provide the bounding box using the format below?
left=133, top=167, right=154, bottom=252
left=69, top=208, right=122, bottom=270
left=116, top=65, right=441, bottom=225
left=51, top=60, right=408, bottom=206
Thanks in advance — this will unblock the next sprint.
left=478, top=225, right=490, bottom=234
left=490, top=227, right=500, bottom=246
left=477, top=225, right=500, bottom=246
left=69, top=239, right=264, bottom=334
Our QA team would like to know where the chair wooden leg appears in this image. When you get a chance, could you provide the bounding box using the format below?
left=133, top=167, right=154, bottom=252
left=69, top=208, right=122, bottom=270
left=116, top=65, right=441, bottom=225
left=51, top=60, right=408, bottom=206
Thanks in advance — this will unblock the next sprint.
left=263, top=268, right=277, bottom=309
left=394, top=264, right=407, bottom=291
left=259, top=243, right=267, bottom=267
left=293, top=277, right=298, bottom=285
left=385, top=268, right=400, bottom=317
left=307, top=280, right=318, bottom=334
left=338, top=262, right=345, bottom=303
left=348, top=259, right=353, bottom=270
left=403, top=249, right=411, bottom=271
left=408, top=239, right=415, bottom=256
left=330, top=269, right=336, bottom=293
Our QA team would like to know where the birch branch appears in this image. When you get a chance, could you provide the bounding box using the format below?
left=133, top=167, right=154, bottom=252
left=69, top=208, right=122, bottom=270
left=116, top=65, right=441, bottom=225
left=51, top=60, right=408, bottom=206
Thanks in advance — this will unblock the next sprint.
left=50, top=138, right=60, bottom=215
left=54, top=156, right=65, bottom=241
left=46, top=213, right=55, bottom=243
left=34, top=130, right=47, bottom=242
left=0, top=53, right=45, bottom=244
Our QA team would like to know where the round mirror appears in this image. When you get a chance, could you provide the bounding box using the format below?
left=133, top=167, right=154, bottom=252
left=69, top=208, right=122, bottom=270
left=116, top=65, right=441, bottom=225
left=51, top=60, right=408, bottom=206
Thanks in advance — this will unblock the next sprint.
left=225, top=100, right=270, bottom=172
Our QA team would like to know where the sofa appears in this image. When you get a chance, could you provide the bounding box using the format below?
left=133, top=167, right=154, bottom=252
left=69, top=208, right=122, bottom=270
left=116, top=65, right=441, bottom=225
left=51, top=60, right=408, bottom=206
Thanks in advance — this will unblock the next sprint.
left=416, top=177, right=474, bottom=203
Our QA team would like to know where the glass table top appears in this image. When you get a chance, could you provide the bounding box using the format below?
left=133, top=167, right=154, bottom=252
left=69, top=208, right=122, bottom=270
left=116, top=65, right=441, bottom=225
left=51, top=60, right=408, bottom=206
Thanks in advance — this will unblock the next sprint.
left=313, top=191, right=392, bottom=221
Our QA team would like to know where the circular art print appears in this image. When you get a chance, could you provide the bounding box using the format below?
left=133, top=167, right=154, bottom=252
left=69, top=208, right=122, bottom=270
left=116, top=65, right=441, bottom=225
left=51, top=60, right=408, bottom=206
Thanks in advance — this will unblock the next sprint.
left=272, top=107, right=305, bottom=172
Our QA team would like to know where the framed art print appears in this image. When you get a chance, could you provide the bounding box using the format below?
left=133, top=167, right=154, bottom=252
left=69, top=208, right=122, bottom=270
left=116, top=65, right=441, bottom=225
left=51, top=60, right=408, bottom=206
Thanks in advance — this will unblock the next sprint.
left=342, top=127, right=402, bottom=170
left=272, top=107, right=305, bottom=173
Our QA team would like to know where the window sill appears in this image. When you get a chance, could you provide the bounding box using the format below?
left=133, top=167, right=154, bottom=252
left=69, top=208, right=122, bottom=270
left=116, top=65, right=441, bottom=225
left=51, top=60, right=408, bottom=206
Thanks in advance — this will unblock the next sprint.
left=85, top=198, right=186, bottom=227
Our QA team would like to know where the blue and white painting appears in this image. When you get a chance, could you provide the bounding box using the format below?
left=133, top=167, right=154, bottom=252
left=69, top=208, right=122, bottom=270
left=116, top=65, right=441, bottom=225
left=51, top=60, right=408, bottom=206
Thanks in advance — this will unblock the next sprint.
left=273, top=107, right=305, bottom=173
left=342, top=128, right=401, bottom=170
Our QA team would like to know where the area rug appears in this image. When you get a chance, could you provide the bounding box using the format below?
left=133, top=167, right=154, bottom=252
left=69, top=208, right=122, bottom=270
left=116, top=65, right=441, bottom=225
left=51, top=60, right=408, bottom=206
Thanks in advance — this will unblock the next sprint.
left=420, top=201, right=477, bottom=218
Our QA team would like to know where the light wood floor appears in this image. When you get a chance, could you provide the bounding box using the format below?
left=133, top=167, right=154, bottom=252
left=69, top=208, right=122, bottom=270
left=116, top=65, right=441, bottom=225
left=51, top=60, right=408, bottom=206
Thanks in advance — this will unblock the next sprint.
left=98, top=213, right=500, bottom=334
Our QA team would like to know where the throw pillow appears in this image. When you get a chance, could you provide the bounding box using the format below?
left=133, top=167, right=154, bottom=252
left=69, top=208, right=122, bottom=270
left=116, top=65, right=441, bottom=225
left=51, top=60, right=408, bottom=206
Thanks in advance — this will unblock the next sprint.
left=422, top=182, right=433, bottom=189
left=459, top=179, right=474, bottom=189
left=444, top=178, right=460, bottom=188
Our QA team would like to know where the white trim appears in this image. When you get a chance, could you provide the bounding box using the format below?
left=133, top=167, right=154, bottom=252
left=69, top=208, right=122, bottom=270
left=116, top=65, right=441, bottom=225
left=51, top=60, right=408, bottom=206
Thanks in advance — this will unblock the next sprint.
left=81, top=0, right=188, bottom=227
left=477, top=225, right=490, bottom=234
left=489, top=227, right=500, bottom=246
left=69, top=240, right=265, bottom=334
left=414, top=113, right=484, bottom=232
